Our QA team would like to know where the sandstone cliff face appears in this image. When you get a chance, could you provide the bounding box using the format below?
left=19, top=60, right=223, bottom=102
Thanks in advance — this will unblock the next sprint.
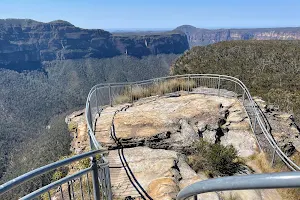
left=175, top=25, right=300, bottom=47
left=0, top=19, right=189, bottom=71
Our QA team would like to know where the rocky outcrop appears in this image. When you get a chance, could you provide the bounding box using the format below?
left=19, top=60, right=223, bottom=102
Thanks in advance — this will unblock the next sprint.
left=67, top=91, right=291, bottom=199
left=175, top=25, right=300, bottom=47
left=96, top=93, right=257, bottom=157
left=65, top=109, right=89, bottom=154
left=0, top=19, right=189, bottom=71
left=253, top=97, right=300, bottom=156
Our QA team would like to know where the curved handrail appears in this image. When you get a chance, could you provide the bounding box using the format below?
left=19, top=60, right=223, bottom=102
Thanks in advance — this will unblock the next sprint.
left=20, top=167, right=92, bottom=200
left=176, top=172, right=300, bottom=200
left=85, top=74, right=300, bottom=172
left=0, top=149, right=105, bottom=195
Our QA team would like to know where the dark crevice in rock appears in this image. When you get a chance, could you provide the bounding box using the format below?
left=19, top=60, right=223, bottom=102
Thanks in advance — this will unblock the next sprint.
left=224, top=110, right=230, bottom=119
left=215, top=114, right=229, bottom=143
left=290, top=117, right=300, bottom=134
left=197, top=124, right=207, bottom=138
left=215, top=127, right=225, bottom=143
left=166, top=93, right=181, bottom=98
left=172, top=159, right=180, bottom=169
left=265, top=105, right=279, bottom=113
left=282, top=142, right=296, bottom=157
left=218, top=118, right=226, bottom=127
left=108, top=131, right=173, bottom=150
left=197, top=128, right=203, bottom=138
left=219, top=103, right=223, bottom=109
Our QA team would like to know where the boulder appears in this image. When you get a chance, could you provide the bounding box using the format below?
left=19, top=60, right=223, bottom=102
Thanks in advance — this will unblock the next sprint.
left=220, top=130, right=256, bottom=157
left=166, top=119, right=199, bottom=150
left=292, top=137, right=300, bottom=152
left=202, top=130, right=217, bottom=144
left=148, top=178, right=179, bottom=200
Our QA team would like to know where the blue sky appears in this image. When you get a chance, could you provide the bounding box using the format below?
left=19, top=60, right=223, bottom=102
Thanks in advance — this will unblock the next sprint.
left=0, top=0, right=300, bottom=30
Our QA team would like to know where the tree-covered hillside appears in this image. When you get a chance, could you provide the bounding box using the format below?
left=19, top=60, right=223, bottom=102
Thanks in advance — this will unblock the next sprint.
left=172, top=40, right=300, bottom=122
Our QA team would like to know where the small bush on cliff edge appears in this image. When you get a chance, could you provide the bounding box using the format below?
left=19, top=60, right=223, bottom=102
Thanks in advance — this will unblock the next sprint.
left=188, top=140, right=241, bottom=177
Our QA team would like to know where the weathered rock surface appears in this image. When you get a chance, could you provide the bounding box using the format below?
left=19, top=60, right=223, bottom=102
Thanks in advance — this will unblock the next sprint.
left=96, top=93, right=257, bottom=157
left=253, top=97, right=300, bottom=155
left=65, top=109, right=89, bottom=154
left=65, top=92, right=292, bottom=200
left=107, top=146, right=223, bottom=200
left=221, top=130, right=256, bottom=157
left=0, top=19, right=189, bottom=71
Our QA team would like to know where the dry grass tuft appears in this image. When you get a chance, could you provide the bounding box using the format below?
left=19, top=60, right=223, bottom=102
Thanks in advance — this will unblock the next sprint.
left=249, top=152, right=300, bottom=200
left=112, top=79, right=196, bottom=104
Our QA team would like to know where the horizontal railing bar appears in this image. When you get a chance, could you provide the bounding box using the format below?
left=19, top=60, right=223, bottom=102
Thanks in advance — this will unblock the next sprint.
left=0, top=149, right=106, bottom=195
left=177, top=172, right=300, bottom=200
left=20, top=167, right=92, bottom=200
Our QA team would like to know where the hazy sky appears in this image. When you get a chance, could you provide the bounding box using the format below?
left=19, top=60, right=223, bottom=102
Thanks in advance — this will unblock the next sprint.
left=0, top=0, right=300, bottom=30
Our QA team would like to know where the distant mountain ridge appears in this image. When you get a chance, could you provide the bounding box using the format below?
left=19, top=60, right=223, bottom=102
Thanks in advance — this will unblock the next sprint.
left=174, top=25, right=300, bottom=47
left=0, top=19, right=188, bottom=71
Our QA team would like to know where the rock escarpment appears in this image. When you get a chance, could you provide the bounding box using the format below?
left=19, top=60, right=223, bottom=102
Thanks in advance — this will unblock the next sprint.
left=93, top=92, right=260, bottom=199
left=0, top=19, right=189, bottom=71
left=175, top=25, right=300, bottom=47
left=66, top=91, right=299, bottom=200
left=96, top=93, right=257, bottom=158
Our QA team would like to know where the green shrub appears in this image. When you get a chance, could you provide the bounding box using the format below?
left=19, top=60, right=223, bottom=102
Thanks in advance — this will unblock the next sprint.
left=78, top=157, right=91, bottom=169
left=51, top=167, right=68, bottom=181
left=68, top=121, right=77, bottom=132
left=188, top=140, right=241, bottom=177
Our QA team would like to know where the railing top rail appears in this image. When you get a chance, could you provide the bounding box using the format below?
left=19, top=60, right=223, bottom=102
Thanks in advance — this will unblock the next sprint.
left=176, top=172, right=300, bottom=200
left=86, top=74, right=240, bottom=93
left=0, top=149, right=106, bottom=195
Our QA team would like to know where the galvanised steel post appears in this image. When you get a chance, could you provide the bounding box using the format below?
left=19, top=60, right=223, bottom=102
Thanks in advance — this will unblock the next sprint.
left=88, top=102, right=94, bottom=131
left=234, top=82, right=237, bottom=95
left=252, top=116, right=262, bottom=152
left=187, top=75, right=190, bottom=93
left=217, top=76, right=221, bottom=96
left=89, top=134, right=93, bottom=149
left=95, top=88, right=100, bottom=114
left=271, top=147, right=276, bottom=167
left=91, top=157, right=101, bottom=200
left=109, top=84, right=112, bottom=107
left=130, top=83, right=133, bottom=103
left=105, top=165, right=113, bottom=200
left=253, top=116, right=257, bottom=134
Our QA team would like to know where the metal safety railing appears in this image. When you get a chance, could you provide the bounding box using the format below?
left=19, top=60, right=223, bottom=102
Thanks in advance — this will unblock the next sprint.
left=86, top=74, right=300, bottom=172
left=0, top=149, right=112, bottom=200
left=85, top=74, right=300, bottom=199
left=2, top=74, right=300, bottom=200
